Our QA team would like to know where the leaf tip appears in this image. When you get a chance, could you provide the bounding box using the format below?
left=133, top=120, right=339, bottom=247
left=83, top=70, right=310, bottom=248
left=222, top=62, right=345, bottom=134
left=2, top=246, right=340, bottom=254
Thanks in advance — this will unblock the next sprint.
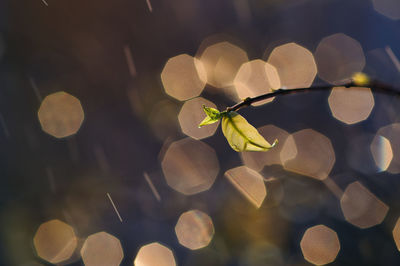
left=271, top=139, right=278, bottom=147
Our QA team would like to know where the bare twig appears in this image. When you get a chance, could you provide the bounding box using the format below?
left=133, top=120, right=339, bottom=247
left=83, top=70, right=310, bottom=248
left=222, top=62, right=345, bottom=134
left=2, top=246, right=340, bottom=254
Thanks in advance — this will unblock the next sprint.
left=226, top=80, right=400, bottom=113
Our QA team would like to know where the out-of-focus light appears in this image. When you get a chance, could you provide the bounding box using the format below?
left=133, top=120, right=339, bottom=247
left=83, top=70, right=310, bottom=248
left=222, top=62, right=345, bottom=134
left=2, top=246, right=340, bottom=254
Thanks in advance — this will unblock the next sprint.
left=175, top=209, right=214, bottom=250
left=225, top=166, right=267, bottom=208
left=393, top=218, right=400, bottom=251
left=377, top=123, right=400, bottom=174
left=80, top=232, right=123, bottom=266
left=241, top=125, right=290, bottom=171
left=370, top=135, right=393, bottom=172
left=373, top=0, right=400, bottom=20
left=161, top=54, right=207, bottom=101
left=279, top=135, right=297, bottom=163
left=178, top=97, right=219, bottom=139
left=300, top=225, right=340, bottom=265
left=199, top=41, right=248, bottom=89
left=328, top=87, right=375, bottom=124
left=134, top=242, right=176, bottom=266
left=323, top=177, right=344, bottom=199
left=352, top=72, right=370, bottom=86
left=161, top=138, right=219, bottom=195
left=280, top=129, right=335, bottom=180
left=38, top=91, right=84, bottom=138
left=267, top=43, right=317, bottom=89
left=315, top=33, right=365, bottom=84
left=33, top=219, right=78, bottom=264
left=234, top=60, right=280, bottom=105
left=340, top=181, right=389, bottom=229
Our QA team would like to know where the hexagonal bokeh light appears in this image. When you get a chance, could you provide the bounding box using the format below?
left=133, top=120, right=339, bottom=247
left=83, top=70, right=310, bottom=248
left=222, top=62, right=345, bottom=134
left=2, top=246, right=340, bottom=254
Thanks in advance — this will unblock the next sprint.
left=161, top=138, right=219, bottom=195
left=373, top=0, right=400, bottom=20
left=199, top=41, right=248, bottom=89
left=80, top=232, right=123, bottom=266
left=178, top=97, right=219, bottom=139
left=225, top=166, right=267, bottom=208
left=377, top=123, right=400, bottom=174
left=300, top=225, right=340, bottom=265
left=175, top=209, right=214, bottom=250
left=267, top=42, right=317, bottom=89
left=161, top=54, right=207, bottom=101
left=134, top=242, right=176, bottom=266
left=393, top=218, right=400, bottom=251
left=315, top=33, right=365, bottom=84
left=38, top=91, right=84, bottom=138
left=340, top=181, right=389, bottom=228
left=280, top=129, right=335, bottom=180
left=33, top=219, right=78, bottom=264
left=370, top=135, right=393, bottom=172
left=328, top=87, right=375, bottom=124
left=234, top=59, right=280, bottom=106
left=241, top=125, right=290, bottom=172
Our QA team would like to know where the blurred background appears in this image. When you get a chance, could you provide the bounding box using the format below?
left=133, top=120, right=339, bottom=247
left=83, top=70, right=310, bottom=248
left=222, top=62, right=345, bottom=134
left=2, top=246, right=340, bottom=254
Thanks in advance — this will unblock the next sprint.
left=2, top=0, right=400, bottom=265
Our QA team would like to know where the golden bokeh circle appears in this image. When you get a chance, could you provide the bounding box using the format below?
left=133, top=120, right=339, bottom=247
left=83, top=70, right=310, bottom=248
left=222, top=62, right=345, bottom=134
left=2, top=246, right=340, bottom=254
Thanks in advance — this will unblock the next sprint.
left=33, top=219, right=77, bottom=264
left=161, top=54, right=207, bottom=101
left=38, top=91, right=84, bottom=138
left=175, top=209, right=214, bottom=250
left=300, top=224, right=340, bottom=265
left=267, top=42, right=317, bottom=89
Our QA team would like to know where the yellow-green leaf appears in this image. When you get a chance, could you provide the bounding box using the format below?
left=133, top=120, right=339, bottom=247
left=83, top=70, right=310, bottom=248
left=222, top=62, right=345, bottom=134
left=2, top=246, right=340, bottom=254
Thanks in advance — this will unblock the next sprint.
left=221, top=112, right=278, bottom=152
left=199, top=116, right=219, bottom=127
left=202, top=105, right=221, bottom=120
left=198, top=105, right=221, bottom=127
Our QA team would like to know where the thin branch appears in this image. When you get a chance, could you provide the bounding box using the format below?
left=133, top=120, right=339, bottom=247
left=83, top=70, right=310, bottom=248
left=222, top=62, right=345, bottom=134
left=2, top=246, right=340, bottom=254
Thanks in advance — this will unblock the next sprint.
left=226, top=80, right=400, bottom=112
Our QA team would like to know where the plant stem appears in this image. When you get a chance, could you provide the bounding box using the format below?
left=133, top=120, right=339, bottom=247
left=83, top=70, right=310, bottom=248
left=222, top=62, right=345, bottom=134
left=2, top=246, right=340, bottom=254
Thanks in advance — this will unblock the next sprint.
left=226, top=80, right=400, bottom=112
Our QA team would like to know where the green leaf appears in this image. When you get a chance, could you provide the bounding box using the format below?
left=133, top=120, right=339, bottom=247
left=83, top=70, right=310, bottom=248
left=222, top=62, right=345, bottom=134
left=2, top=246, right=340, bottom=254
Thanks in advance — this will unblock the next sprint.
left=199, top=116, right=219, bottom=127
left=198, top=105, right=222, bottom=127
left=221, top=112, right=278, bottom=152
left=203, top=105, right=221, bottom=120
